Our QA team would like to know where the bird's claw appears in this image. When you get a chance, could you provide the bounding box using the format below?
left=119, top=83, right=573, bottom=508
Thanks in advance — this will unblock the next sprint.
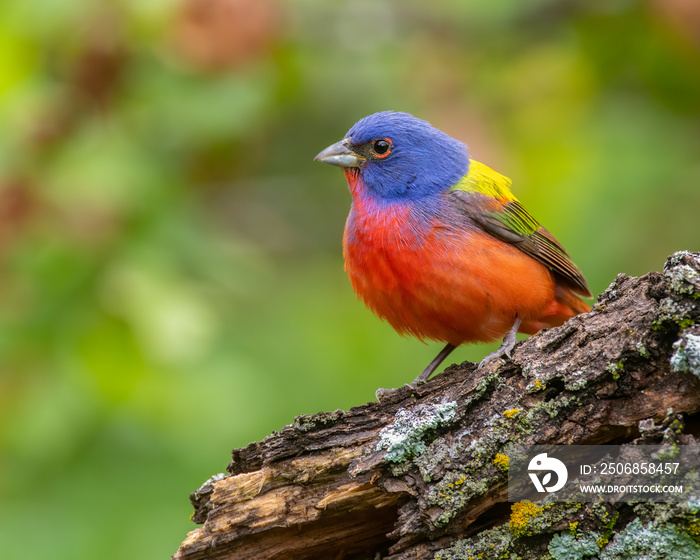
left=478, top=350, right=507, bottom=369
left=478, top=342, right=516, bottom=369
left=375, top=387, right=393, bottom=400
left=478, top=317, right=521, bottom=369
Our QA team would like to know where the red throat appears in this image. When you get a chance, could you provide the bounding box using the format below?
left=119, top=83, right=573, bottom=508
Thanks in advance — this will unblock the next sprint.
left=344, top=168, right=363, bottom=199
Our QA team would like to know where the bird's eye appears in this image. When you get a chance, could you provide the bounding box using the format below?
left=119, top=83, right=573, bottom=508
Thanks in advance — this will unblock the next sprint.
left=370, top=138, right=392, bottom=158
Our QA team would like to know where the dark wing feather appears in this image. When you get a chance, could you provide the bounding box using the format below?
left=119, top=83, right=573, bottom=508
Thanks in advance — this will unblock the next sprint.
left=450, top=191, right=592, bottom=297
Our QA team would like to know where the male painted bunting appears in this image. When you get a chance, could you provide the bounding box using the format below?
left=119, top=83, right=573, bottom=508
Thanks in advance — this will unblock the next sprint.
left=314, top=111, right=591, bottom=388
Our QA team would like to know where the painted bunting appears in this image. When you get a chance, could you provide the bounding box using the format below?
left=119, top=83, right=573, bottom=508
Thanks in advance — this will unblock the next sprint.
left=314, top=111, right=591, bottom=388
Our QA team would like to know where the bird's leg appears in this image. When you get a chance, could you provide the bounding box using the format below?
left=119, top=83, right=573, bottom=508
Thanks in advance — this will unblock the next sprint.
left=478, top=316, right=522, bottom=369
left=375, top=342, right=457, bottom=400
left=410, top=342, right=457, bottom=387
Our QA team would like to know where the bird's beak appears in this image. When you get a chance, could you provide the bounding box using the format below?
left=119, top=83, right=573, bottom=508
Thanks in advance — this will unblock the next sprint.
left=314, top=139, right=365, bottom=168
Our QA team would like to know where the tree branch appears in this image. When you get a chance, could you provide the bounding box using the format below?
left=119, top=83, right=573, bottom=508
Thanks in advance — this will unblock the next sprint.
left=173, top=251, right=700, bottom=560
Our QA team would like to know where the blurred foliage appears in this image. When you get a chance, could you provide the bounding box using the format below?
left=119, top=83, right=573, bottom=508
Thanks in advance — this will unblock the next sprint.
left=0, top=0, right=699, bottom=558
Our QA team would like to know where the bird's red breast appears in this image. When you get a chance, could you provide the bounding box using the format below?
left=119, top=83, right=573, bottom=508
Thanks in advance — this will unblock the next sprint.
left=342, top=169, right=588, bottom=346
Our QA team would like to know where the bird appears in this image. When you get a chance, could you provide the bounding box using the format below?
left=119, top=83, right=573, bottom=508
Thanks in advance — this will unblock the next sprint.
left=314, top=111, right=591, bottom=389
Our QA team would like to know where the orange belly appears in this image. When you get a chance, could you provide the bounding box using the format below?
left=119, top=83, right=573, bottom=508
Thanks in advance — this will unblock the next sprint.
left=343, top=211, right=580, bottom=345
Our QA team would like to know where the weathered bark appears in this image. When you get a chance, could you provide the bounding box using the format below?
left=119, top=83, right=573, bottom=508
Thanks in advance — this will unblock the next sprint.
left=173, top=252, right=700, bottom=560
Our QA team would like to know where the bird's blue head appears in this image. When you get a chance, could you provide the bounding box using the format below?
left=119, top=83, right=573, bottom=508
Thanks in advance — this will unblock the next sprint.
left=314, top=111, right=469, bottom=203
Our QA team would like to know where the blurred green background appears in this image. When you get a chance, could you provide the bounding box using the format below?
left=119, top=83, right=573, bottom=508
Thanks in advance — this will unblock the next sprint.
left=1, top=0, right=699, bottom=557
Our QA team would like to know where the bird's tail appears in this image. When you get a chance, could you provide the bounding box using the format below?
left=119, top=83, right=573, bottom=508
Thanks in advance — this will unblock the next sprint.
left=555, top=283, right=592, bottom=316
left=520, top=283, right=592, bottom=334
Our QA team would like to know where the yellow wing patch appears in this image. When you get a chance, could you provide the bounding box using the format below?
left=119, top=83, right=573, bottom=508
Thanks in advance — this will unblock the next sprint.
left=451, top=160, right=517, bottom=203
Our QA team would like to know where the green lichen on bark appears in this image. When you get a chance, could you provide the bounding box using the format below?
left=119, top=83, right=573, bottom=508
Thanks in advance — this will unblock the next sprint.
left=636, top=341, right=650, bottom=358
left=292, top=408, right=344, bottom=432
left=432, top=501, right=700, bottom=560
left=565, top=368, right=589, bottom=391
left=432, top=524, right=513, bottom=560
left=429, top=471, right=495, bottom=526
left=432, top=501, right=584, bottom=559
left=525, top=393, right=580, bottom=420
left=655, top=297, right=696, bottom=330
left=419, top=404, right=544, bottom=524
left=548, top=532, right=600, bottom=560
left=421, top=426, right=516, bottom=524
left=600, top=518, right=700, bottom=560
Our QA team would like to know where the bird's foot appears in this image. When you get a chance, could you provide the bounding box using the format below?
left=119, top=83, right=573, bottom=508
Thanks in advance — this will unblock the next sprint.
left=478, top=317, right=522, bottom=369
left=478, top=345, right=514, bottom=369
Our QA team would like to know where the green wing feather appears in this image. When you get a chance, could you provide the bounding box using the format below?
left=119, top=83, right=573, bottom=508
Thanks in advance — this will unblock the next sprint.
left=449, top=160, right=592, bottom=298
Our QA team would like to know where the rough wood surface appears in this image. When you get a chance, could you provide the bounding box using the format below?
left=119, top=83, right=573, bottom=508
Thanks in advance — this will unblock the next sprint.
left=173, top=252, right=700, bottom=560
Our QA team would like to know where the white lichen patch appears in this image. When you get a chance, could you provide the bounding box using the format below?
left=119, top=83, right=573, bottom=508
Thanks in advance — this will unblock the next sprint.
left=671, top=331, right=700, bottom=378
left=377, top=401, right=457, bottom=463
left=664, top=251, right=700, bottom=297
left=665, top=264, right=700, bottom=295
